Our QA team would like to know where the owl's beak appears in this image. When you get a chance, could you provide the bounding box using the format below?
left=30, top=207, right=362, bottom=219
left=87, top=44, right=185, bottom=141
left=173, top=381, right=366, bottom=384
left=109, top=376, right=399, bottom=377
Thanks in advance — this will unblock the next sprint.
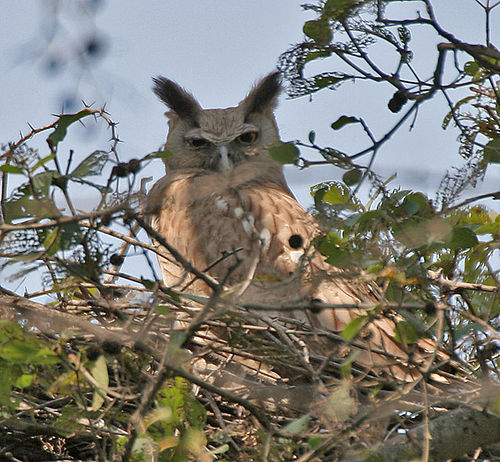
left=218, top=145, right=232, bottom=171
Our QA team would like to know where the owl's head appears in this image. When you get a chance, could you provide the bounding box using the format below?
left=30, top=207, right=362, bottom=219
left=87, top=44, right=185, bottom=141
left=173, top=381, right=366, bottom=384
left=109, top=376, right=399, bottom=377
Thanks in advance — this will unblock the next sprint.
left=152, top=72, right=282, bottom=172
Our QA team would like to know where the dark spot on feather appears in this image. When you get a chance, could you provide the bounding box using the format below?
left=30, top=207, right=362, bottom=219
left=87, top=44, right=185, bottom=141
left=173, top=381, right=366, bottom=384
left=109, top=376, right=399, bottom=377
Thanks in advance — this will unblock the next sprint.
left=310, top=298, right=324, bottom=314
left=288, top=234, right=303, bottom=249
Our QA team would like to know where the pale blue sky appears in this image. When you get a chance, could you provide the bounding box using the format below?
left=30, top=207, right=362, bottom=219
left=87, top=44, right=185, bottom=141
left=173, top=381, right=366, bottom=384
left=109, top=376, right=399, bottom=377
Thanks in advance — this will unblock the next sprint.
left=1, top=1, right=498, bottom=205
left=1, top=0, right=498, bottom=291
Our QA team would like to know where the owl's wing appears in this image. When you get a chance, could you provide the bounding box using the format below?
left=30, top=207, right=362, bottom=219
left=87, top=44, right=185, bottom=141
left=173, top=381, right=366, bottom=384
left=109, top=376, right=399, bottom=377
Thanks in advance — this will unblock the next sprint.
left=232, top=182, right=446, bottom=381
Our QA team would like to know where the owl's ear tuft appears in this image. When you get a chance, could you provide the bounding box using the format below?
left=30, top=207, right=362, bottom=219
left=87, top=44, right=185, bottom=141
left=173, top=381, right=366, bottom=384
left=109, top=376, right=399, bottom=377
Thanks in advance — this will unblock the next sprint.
left=241, top=71, right=282, bottom=116
left=152, top=76, right=201, bottom=121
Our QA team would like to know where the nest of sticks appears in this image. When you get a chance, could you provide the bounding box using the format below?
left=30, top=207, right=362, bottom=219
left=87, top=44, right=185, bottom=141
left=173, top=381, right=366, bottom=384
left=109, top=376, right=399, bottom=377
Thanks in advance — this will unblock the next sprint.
left=0, top=285, right=495, bottom=462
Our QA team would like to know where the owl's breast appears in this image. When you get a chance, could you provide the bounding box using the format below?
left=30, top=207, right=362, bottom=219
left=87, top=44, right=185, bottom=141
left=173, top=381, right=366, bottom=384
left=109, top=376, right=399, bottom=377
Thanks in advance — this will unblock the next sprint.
left=147, top=169, right=318, bottom=297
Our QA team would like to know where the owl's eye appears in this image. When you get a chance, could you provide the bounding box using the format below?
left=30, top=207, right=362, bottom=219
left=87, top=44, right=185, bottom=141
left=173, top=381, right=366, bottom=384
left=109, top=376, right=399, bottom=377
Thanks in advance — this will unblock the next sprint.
left=187, top=137, right=210, bottom=148
left=236, top=131, right=258, bottom=145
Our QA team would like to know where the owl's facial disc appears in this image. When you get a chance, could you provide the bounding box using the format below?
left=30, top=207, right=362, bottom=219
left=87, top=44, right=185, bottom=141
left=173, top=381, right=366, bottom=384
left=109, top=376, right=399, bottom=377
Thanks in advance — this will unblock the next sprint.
left=184, top=125, right=260, bottom=172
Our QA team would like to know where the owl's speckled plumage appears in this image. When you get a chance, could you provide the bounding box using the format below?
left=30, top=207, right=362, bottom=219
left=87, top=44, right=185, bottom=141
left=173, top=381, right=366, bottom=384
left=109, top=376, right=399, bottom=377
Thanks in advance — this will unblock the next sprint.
left=145, top=72, right=441, bottom=380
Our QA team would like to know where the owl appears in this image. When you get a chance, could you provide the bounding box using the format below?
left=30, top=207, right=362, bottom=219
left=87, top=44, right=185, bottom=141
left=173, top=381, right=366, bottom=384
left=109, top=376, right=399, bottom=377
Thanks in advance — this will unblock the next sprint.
left=145, top=72, right=442, bottom=381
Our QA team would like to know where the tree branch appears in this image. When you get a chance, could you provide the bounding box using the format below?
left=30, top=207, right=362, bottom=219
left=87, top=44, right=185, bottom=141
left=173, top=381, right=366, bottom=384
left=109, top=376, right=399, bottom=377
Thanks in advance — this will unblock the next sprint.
left=357, top=406, right=500, bottom=462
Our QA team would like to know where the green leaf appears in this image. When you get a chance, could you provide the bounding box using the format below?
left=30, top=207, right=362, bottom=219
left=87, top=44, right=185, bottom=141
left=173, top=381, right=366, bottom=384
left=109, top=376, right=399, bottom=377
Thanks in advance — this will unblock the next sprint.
left=343, top=168, right=362, bottom=186
left=169, top=331, right=188, bottom=351
left=314, top=74, right=343, bottom=89
left=0, top=164, right=24, bottom=174
left=342, top=315, right=367, bottom=341
left=442, top=95, right=475, bottom=129
left=88, top=354, right=109, bottom=411
left=311, top=182, right=356, bottom=212
left=344, top=210, right=381, bottom=231
left=51, top=175, right=68, bottom=191
left=303, top=19, right=332, bottom=44
left=43, top=227, right=60, bottom=255
left=54, top=405, right=85, bottom=432
left=484, top=137, right=500, bottom=163
left=402, top=192, right=429, bottom=216
left=363, top=450, right=389, bottom=462
left=155, top=305, right=171, bottom=315
left=325, top=381, right=356, bottom=421
left=0, top=366, right=17, bottom=409
left=316, top=231, right=342, bottom=253
left=29, top=348, right=60, bottom=365
left=393, top=321, right=418, bottom=345
left=475, top=221, right=500, bottom=235
left=308, top=130, right=316, bottom=144
left=283, top=414, right=311, bottom=434
left=331, top=115, right=358, bottom=130
left=267, top=142, right=299, bottom=164
left=30, top=153, right=55, bottom=173
left=322, top=183, right=350, bottom=204
left=164, top=289, right=181, bottom=303
left=71, top=150, right=109, bottom=178
left=464, top=61, right=480, bottom=76
left=210, top=444, right=230, bottom=455
left=399, top=312, right=430, bottom=337
left=131, top=436, right=155, bottom=455
left=0, top=340, right=42, bottom=363
left=140, top=277, right=157, bottom=290
left=4, top=196, right=59, bottom=222
left=448, top=227, right=479, bottom=250
left=6, top=252, right=45, bottom=263
left=41, top=223, right=82, bottom=256
left=34, top=171, right=60, bottom=194
left=324, top=0, right=359, bottom=20
left=308, top=436, right=323, bottom=449
left=304, top=49, right=333, bottom=63
left=462, top=206, right=492, bottom=226
left=145, top=406, right=174, bottom=428
left=156, top=377, right=207, bottom=431
left=491, top=390, right=500, bottom=415
left=441, top=110, right=455, bottom=130
left=3, top=169, right=60, bottom=221
left=47, top=109, right=93, bottom=149
left=15, top=374, right=35, bottom=389
left=340, top=350, right=361, bottom=378
left=324, top=246, right=351, bottom=267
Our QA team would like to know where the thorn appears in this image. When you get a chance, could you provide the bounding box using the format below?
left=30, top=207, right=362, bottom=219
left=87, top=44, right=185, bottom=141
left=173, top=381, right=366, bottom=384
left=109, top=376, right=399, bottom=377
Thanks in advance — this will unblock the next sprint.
left=81, top=99, right=95, bottom=108
left=27, top=122, right=35, bottom=131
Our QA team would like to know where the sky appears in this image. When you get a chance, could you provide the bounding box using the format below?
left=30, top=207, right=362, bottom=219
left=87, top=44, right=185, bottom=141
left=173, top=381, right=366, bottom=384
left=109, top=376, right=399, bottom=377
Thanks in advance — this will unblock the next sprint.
left=1, top=0, right=499, bottom=290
